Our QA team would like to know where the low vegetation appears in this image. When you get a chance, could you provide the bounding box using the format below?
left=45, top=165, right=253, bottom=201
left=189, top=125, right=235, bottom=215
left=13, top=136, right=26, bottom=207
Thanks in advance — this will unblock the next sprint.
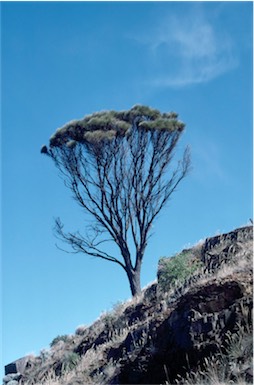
left=158, top=249, right=203, bottom=292
left=50, top=336, right=69, bottom=348
left=5, top=225, right=253, bottom=385
left=176, top=331, right=252, bottom=385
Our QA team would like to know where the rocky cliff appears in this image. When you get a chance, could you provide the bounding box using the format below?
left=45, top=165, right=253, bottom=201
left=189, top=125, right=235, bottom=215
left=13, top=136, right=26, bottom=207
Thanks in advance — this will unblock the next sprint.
left=3, top=225, right=253, bottom=385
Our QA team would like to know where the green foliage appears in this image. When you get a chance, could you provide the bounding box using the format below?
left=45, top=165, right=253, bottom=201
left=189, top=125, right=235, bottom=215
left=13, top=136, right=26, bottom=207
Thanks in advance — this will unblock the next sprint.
left=140, top=118, right=185, bottom=132
left=158, top=251, right=201, bottom=292
left=60, top=352, right=80, bottom=373
left=47, top=105, right=185, bottom=149
left=50, top=334, right=69, bottom=347
left=124, top=105, right=161, bottom=120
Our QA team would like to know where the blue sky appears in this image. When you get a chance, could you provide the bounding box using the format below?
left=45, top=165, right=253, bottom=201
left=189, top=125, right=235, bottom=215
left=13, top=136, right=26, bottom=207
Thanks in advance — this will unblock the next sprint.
left=1, top=1, right=253, bottom=374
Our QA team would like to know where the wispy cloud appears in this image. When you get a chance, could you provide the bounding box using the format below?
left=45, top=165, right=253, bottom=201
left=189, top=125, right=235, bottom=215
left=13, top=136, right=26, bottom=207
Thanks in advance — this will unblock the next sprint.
left=134, top=6, right=238, bottom=88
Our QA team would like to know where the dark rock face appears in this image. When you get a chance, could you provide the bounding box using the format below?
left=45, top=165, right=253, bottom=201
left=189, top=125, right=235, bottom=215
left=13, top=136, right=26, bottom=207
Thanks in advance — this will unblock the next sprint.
left=4, top=356, right=32, bottom=376
left=113, top=278, right=252, bottom=384
left=4, top=365, right=17, bottom=377
left=3, top=356, right=35, bottom=385
left=203, top=226, right=249, bottom=253
left=201, top=226, right=253, bottom=273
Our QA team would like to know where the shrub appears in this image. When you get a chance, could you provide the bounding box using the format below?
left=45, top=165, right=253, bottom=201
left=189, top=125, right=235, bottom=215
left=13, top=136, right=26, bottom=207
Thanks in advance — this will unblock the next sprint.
left=103, top=312, right=116, bottom=329
left=60, top=352, right=80, bottom=373
left=50, top=335, right=69, bottom=347
left=158, top=251, right=201, bottom=292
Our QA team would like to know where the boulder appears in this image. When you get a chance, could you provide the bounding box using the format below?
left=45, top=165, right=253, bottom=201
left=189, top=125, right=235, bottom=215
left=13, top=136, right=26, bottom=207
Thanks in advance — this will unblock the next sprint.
left=5, top=355, right=33, bottom=376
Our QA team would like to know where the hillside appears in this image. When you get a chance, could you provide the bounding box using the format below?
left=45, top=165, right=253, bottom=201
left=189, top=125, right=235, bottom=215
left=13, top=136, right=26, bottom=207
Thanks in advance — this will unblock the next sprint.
left=3, top=225, right=253, bottom=385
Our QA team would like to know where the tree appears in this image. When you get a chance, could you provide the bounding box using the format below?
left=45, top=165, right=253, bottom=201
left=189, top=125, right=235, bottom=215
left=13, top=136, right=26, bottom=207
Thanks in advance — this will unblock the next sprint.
left=41, top=105, right=190, bottom=297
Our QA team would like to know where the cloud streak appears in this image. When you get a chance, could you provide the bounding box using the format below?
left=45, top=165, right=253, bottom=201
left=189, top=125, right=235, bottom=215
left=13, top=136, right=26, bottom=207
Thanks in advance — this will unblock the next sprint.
left=135, top=7, right=238, bottom=87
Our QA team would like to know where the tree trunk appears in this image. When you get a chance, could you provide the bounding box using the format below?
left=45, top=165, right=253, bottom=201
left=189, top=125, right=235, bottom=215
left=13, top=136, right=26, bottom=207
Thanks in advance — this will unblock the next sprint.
left=126, top=267, right=141, bottom=297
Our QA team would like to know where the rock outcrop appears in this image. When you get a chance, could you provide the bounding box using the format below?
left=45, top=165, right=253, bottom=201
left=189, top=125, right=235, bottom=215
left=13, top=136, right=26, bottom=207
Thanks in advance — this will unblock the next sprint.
left=3, top=225, right=253, bottom=385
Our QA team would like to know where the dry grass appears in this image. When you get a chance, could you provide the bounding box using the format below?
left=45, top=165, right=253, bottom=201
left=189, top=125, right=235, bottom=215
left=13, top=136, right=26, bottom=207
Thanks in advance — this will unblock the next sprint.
left=19, top=227, right=253, bottom=385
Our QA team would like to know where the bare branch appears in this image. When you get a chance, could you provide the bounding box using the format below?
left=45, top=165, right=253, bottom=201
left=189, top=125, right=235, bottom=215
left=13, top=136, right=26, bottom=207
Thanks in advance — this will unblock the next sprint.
left=54, top=218, right=126, bottom=270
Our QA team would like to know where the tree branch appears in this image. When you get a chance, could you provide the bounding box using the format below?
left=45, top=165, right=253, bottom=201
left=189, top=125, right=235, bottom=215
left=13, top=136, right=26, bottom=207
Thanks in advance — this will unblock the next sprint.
left=54, top=218, right=127, bottom=270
